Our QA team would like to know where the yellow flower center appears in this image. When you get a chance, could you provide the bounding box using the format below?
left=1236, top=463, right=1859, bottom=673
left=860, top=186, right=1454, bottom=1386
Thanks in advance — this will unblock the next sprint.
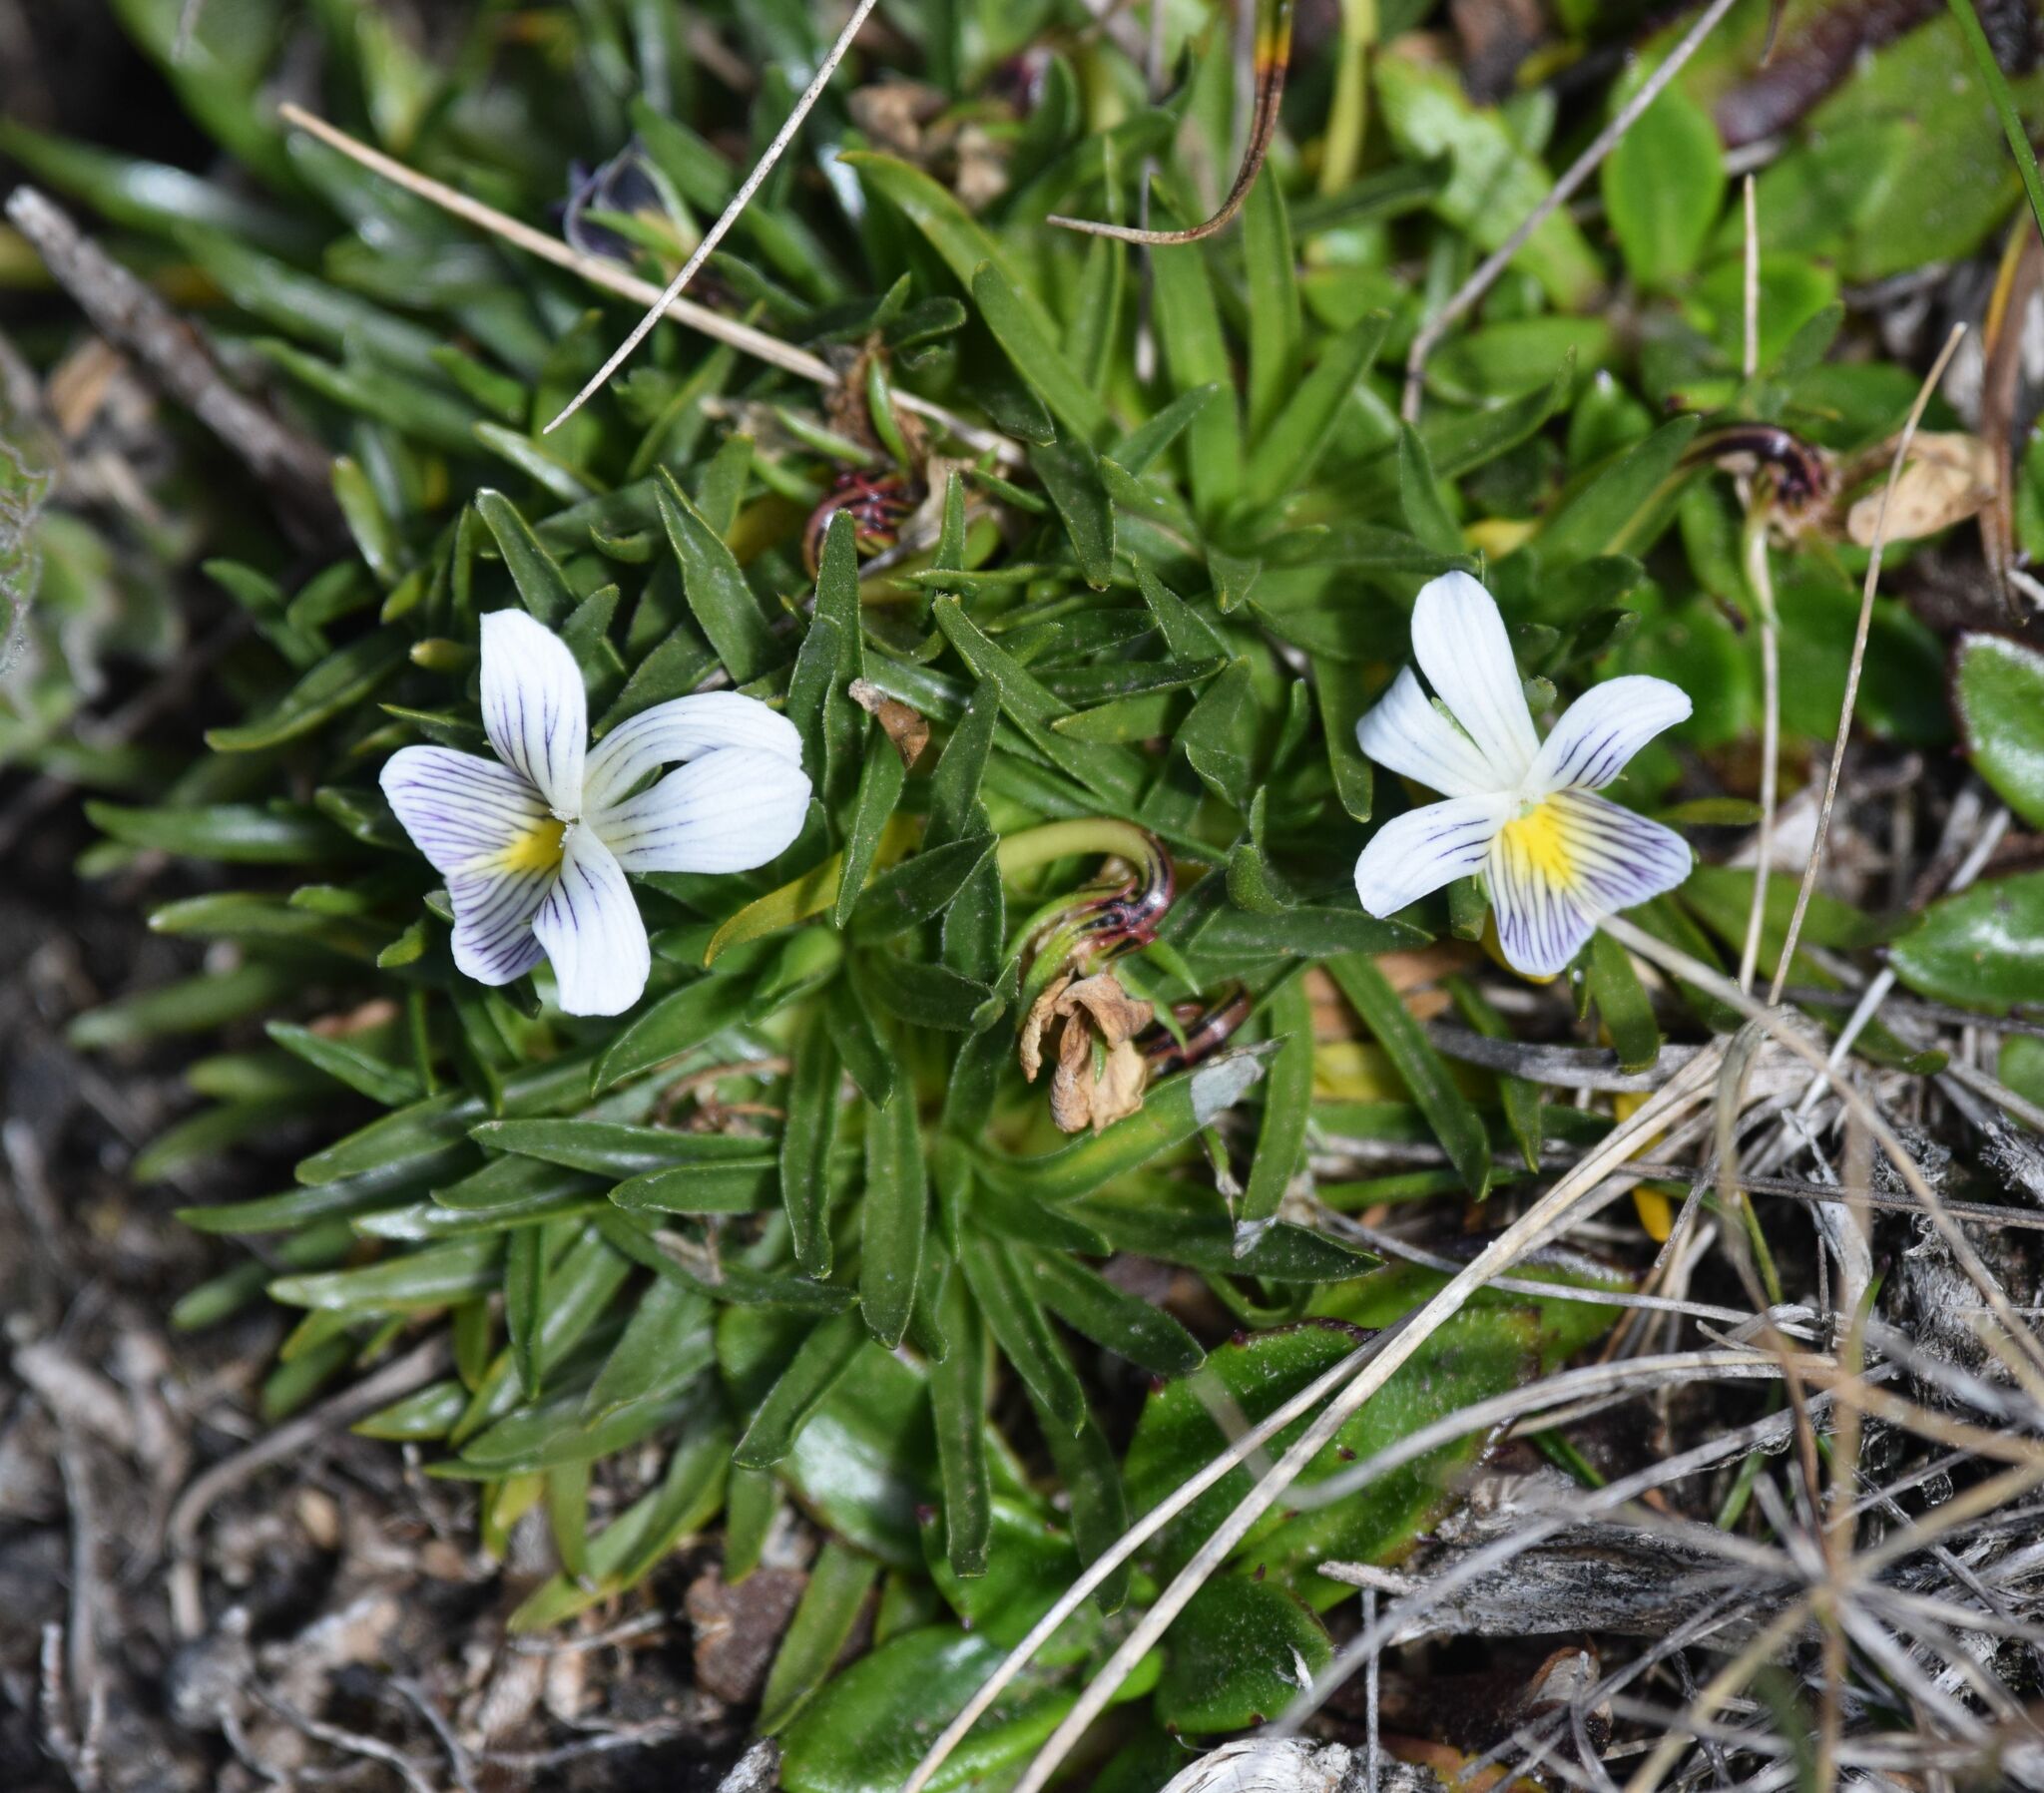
left=1495, top=799, right=1573, bottom=889
left=496, top=815, right=568, bottom=874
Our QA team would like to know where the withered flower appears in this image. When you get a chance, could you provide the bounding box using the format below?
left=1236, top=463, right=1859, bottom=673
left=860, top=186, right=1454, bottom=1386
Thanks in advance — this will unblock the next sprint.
left=1020, top=970, right=1154, bottom=1134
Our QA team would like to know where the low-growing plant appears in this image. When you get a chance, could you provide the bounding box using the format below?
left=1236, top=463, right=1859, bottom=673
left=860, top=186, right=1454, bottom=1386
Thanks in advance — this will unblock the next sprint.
left=18, top=0, right=2044, bottom=1786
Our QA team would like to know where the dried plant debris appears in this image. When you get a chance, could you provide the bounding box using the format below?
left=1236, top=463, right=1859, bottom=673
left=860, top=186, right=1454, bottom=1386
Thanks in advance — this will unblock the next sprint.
left=15, top=2, right=2044, bottom=1791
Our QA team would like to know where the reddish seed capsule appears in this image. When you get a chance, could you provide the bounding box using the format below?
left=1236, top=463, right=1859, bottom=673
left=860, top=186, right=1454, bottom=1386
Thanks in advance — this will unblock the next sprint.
left=803, top=471, right=917, bottom=576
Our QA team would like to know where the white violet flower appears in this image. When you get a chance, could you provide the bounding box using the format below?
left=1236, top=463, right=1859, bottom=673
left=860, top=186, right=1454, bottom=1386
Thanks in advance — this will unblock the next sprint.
left=380, top=610, right=811, bottom=1017
left=1352, top=571, right=1693, bottom=978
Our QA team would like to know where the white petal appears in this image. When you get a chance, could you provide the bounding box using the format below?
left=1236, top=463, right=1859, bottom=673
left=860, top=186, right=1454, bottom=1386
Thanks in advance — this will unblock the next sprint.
left=380, top=744, right=546, bottom=877
left=1527, top=675, right=1693, bottom=796
left=480, top=609, right=587, bottom=816
left=590, top=746, right=812, bottom=874
left=1408, top=571, right=1539, bottom=784
left=447, top=865, right=550, bottom=986
left=1355, top=668, right=1501, bottom=800
left=582, top=690, right=804, bottom=814
left=532, top=828, right=651, bottom=1017
left=1353, top=793, right=1511, bottom=918
left=1487, top=789, right=1692, bottom=979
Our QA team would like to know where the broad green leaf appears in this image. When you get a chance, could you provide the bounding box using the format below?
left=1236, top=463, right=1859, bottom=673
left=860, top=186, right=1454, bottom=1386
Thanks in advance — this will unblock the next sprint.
left=925, top=1494, right=1093, bottom=1651
left=1375, top=49, right=1602, bottom=306
left=1123, top=1311, right=1537, bottom=1601
left=1954, top=633, right=2044, bottom=828
left=1155, top=1575, right=1333, bottom=1734
left=778, top=1626, right=1080, bottom=1793
left=1601, top=81, right=1725, bottom=287
left=1891, top=873, right=2044, bottom=1013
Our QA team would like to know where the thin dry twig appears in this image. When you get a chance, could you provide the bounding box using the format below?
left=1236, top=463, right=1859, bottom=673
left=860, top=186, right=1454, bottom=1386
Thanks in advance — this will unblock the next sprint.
left=995, top=1050, right=1729, bottom=1793
left=3, top=187, right=341, bottom=548
left=545, top=0, right=883, bottom=432
left=1399, top=0, right=1742, bottom=419
left=1605, top=913, right=2044, bottom=1375
left=1768, top=323, right=1967, bottom=1002
left=272, top=106, right=1019, bottom=465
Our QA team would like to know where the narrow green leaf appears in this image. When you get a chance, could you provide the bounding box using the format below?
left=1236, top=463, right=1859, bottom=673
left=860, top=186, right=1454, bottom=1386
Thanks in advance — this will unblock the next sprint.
left=731, top=1312, right=869, bottom=1469
left=506, top=1226, right=544, bottom=1400
left=1327, top=954, right=1491, bottom=1200
left=780, top=1009, right=840, bottom=1278
left=1029, top=439, right=1116, bottom=589
left=833, top=735, right=906, bottom=928
left=759, top=1542, right=882, bottom=1733
left=1247, top=311, right=1388, bottom=507
left=88, top=801, right=351, bottom=863
left=972, top=261, right=1109, bottom=443
left=1242, top=170, right=1302, bottom=441
left=1586, top=930, right=1662, bottom=1074
left=860, top=1086, right=927, bottom=1348
left=206, top=632, right=405, bottom=752
left=1397, top=423, right=1463, bottom=557
left=1022, top=1249, right=1204, bottom=1377
left=592, top=973, right=754, bottom=1092
left=475, top=1118, right=770, bottom=1177
left=1240, top=976, right=1313, bottom=1230
left=960, top=1235, right=1085, bottom=1436
left=929, top=1267, right=991, bottom=1579
left=1447, top=975, right=1542, bottom=1173
left=476, top=489, right=575, bottom=625
left=655, top=469, right=779, bottom=682
left=266, top=1022, right=419, bottom=1106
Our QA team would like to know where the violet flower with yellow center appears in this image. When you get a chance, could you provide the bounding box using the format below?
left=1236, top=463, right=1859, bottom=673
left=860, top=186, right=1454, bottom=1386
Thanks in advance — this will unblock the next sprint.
left=380, top=610, right=811, bottom=1016
left=1352, top=572, right=1693, bottom=978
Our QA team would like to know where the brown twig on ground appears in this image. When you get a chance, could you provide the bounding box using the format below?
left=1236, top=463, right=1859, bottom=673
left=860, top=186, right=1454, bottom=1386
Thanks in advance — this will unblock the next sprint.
left=165, top=1336, right=449, bottom=1639
left=2, top=187, right=343, bottom=550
